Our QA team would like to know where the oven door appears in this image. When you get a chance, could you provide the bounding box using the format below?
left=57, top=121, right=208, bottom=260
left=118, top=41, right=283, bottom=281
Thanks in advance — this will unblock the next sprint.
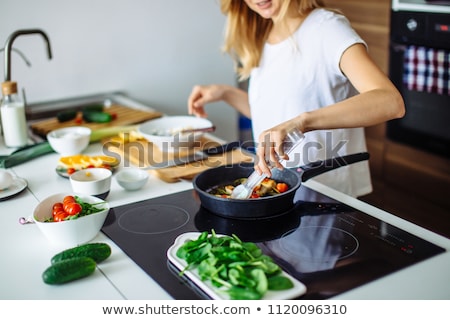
left=387, top=10, right=450, bottom=158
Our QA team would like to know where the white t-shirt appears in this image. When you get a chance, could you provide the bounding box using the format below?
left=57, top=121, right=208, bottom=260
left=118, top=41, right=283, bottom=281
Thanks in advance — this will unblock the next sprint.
left=248, top=8, right=372, bottom=200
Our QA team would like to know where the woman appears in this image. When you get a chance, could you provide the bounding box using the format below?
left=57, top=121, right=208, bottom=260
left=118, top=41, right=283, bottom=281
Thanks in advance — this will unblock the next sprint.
left=188, top=0, right=404, bottom=199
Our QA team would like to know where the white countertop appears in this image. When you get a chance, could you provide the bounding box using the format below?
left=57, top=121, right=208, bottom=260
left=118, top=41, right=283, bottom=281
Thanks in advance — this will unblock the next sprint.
left=1, top=95, right=449, bottom=300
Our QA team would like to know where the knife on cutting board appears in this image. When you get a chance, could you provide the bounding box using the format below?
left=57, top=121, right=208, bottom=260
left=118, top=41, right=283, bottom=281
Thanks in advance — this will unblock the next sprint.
left=142, top=141, right=241, bottom=170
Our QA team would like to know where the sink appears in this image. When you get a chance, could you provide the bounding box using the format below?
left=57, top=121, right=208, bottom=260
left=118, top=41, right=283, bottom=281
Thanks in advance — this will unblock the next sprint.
left=25, top=91, right=127, bottom=120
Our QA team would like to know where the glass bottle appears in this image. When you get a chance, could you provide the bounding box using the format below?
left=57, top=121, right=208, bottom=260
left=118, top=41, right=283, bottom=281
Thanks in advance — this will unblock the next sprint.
left=1, top=81, right=28, bottom=147
left=231, top=127, right=304, bottom=199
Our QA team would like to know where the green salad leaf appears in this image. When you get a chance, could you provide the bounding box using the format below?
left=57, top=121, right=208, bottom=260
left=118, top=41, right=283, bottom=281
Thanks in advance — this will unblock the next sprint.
left=176, top=230, right=294, bottom=300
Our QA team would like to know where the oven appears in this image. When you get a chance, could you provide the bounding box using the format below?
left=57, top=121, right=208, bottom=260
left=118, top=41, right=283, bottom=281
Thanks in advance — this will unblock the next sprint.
left=387, top=0, right=450, bottom=158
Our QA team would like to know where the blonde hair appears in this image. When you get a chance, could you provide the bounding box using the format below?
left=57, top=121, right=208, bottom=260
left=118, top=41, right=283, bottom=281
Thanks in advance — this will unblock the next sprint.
left=220, top=0, right=326, bottom=80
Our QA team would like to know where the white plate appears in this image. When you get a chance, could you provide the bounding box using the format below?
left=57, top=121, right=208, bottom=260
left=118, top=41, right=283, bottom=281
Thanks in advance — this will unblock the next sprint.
left=167, top=232, right=307, bottom=300
left=55, top=164, right=118, bottom=179
left=0, top=177, right=27, bottom=200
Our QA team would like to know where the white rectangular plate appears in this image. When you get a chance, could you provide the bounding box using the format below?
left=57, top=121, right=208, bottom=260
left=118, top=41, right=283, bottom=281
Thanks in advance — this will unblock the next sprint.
left=167, top=232, right=307, bottom=300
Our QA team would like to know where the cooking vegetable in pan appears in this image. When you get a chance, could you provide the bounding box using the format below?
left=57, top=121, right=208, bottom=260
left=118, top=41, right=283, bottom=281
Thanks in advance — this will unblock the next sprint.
left=208, top=177, right=290, bottom=199
left=193, top=153, right=370, bottom=219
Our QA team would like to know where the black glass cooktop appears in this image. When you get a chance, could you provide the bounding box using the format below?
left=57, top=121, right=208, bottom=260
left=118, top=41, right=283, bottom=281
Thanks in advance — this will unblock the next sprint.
left=101, top=187, right=445, bottom=299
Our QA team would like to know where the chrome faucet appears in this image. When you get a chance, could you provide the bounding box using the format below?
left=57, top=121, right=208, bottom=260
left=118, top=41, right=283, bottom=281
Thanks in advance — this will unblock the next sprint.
left=3, top=29, right=52, bottom=82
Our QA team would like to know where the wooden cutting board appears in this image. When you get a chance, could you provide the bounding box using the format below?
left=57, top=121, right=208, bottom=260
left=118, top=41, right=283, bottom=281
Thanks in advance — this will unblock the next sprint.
left=105, top=136, right=254, bottom=182
left=30, top=104, right=163, bottom=137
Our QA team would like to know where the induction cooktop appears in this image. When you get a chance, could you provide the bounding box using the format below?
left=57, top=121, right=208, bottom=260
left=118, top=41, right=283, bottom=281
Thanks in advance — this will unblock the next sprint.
left=101, top=187, right=445, bottom=299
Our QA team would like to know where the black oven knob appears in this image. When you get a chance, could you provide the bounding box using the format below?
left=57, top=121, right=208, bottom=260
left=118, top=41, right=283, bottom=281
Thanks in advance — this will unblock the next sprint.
left=406, top=18, right=418, bottom=32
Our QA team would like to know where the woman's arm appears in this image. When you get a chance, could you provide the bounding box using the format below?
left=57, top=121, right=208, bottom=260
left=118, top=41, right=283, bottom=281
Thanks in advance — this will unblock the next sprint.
left=255, top=43, right=405, bottom=175
left=297, top=43, right=405, bottom=132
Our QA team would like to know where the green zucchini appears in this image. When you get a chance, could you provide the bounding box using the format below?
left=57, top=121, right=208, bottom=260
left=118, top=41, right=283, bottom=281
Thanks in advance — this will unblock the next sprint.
left=56, top=109, right=77, bottom=122
left=83, top=111, right=112, bottom=123
left=51, top=242, right=111, bottom=264
left=42, top=257, right=96, bottom=284
left=0, top=141, right=54, bottom=168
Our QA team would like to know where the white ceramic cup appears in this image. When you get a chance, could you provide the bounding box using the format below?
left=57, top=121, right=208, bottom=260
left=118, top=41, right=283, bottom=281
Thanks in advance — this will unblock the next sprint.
left=69, top=168, right=112, bottom=199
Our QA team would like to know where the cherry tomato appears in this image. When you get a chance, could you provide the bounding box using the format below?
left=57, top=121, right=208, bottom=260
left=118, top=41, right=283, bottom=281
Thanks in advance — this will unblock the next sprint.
left=63, top=195, right=76, bottom=204
left=64, top=202, right=82, bottom=215
left=52, top=202, right=64, bottom=215
left=66, top=168, right=76, bottom=175
left=276, top=183, right=289, bottom=193
left=52, top=202, right=64, bottom=211
left=74, top=115, right=83, bottom=124
left=53, top=211, right=69, bottom=222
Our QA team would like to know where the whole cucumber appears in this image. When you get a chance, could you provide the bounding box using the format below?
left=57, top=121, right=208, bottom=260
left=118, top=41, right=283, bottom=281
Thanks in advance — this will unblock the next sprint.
left=51, top=242, right=112, bottom=264
left=42, top=257, right=96, bottom=284
left=82, top=111, right=112, bottom=123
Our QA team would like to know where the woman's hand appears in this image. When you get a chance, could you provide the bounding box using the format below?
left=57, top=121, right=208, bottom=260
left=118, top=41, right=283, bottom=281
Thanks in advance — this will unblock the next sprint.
left=187, top=85, right=227, bottom=118
left=254, top=120, right=304, bottom=177
left=187, top=84, right=252, bottom=118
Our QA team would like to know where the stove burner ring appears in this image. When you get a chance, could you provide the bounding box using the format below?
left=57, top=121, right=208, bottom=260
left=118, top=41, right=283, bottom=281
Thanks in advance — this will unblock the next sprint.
left=279, top=226, right=359, bottom=263
left=117, top=204, right=190, bottom=235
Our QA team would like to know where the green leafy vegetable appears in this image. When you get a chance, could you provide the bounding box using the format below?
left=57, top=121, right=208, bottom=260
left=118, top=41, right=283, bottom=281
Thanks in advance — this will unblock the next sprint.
left=73, top=196, right=105, bottom=218
left=176, top=230, right=294, bottom=300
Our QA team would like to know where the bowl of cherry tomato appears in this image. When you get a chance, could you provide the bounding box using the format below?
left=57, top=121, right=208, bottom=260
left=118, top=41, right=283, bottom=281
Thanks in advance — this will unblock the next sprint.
left=33, top=193, right=109, bottom=247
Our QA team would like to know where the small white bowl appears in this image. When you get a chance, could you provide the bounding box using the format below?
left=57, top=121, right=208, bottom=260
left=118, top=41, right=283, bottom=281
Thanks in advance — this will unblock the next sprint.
left=115, top=168, right=149, bottom=191
left=70, top=168, right=112, bottom=199
left=33, top=193, right=109, bottom=247
left=138, top=116, right=213, bottom=152
left=47, top=126, right=91, bottom=156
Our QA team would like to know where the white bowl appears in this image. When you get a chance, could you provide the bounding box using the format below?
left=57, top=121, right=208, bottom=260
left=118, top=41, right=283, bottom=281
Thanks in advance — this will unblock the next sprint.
left=70, top=168, right=112, bottom=199
left=138, top=116, right=213, bottom=152
left=47, top=126, right=91, bottom=156
left=33, top=193, right=109, bottom=247
left=115, top=168, right=149, bottom=191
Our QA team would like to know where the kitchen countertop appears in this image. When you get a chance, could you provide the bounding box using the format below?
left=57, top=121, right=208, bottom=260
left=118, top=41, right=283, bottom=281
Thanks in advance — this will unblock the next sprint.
left=1, top=96, right=449, bottom=300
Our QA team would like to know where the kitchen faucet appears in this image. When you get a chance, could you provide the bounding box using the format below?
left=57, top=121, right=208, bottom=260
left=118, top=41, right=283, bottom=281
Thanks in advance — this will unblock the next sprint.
left=0, top=48, right=32, bottom=68
left=3, top=29, right=52, bottom=82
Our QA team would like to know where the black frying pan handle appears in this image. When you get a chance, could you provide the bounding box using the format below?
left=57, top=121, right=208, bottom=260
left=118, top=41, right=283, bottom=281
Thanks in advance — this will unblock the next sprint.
left=296, top=152, right=370, bottom=182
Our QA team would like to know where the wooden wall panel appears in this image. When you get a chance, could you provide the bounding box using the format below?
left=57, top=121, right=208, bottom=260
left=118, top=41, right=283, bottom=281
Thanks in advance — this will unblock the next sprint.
left=324, top=0, right=391, bottom=73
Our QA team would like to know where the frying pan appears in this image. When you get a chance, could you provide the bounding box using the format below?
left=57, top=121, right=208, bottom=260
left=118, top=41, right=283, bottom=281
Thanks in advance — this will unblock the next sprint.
left=193, top=152, right=369, bottom=219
